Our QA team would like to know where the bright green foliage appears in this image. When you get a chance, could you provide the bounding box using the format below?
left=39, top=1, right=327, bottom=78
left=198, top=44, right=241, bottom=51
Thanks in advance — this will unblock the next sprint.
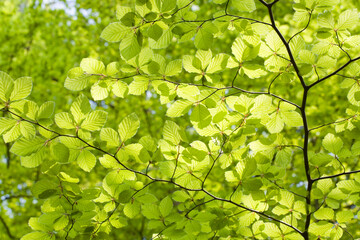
left=2, top=0, right=360, bottom=240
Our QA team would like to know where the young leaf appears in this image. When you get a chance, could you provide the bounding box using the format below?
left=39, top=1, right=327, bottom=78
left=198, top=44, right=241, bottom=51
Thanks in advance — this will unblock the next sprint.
left=37, top=102, right=55, bottom=120
left=80, top=58, right=105, bottom=74
left=337, top=9, right=358, bottom=30
left=195, top=24, right=214, bottom=50
left=10, top=77, right=32, bottom=101
left=322, top=133, right=343, bottom=154
left=0, top=71, right=14, bottom=102
left=11, top=136, right=45, bottom=156
left=128, top=77, right=149, bottom=95
left=100, top=128, right=120, bottom=147
left=163, top=120, right=182, bottom=145
left=118, top=113, right=140, bottom=142
left=159, top=196, right=173, bottom=217
left=81, top=110, right=107, bottom=131
left=231, top=0, right=256, bottom=12
left=166, top=99, right=192, bottom=117
left=55, top=112, right=75, bottom=129
left=100, top=22, right=131, bottom=42
left=70, top=94, right=91, bottom=123
left=64, top=67, right=89, bottom=91
left=120, top=34, right=141, bottom=60
left=112, top=80, right=128, bottom=98
left=77, top=150, right=96, bottom=172
left=190, top=104, right=212, bottom=128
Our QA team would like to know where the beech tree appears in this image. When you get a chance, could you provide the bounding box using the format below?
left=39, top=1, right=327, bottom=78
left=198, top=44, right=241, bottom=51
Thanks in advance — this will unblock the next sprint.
left=1, top=0, right=360, bottom=239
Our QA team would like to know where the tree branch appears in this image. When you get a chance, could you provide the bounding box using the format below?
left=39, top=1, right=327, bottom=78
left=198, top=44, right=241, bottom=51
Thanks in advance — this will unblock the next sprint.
left=312, top=170, right=360, bottom=182
left=308, top=56, right=360, bottom=88
left=0, top=215, right=15, bottom=239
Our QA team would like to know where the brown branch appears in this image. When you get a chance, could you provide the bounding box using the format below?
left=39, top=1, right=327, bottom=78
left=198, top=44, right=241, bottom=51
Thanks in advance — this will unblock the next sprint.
left=308, top=56, right=360, bottom=88
left=0, top=215, right=15, bottom=239
left=312, top=170, right=360, bottom=182
left=308, top=115, right=356, bottom=132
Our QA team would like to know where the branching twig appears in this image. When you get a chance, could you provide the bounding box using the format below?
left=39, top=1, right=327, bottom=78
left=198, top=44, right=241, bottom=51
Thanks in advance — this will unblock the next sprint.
left=288, top=10, right=313, bottom=43
left=308, top=115, right=356, bottom=132
left=312, top=170, right=360, bottom=181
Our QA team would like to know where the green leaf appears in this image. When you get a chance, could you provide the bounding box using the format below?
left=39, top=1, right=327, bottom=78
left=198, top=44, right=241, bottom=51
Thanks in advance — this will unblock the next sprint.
left=281, top=111, right=303, bottom=127
left=124, top=202, right=141, bottom=218
left=266, top=113, right=284, bottom=134
left=70, top=94, right=91, bottom=123
left=105, top=170, right=126, bottom=185
left=55, top=112, right=75, bottom=129
left=10, top=77, right=32, bottom=101
left=110, top=216, right=127, bottom=228
left=177, top=85, right=199, bottom=100
left=279, top=190, right=294, bottom=209
left=159, top=196, right=173, bottom=217
left=28, top=217, right=51, bottom=231
left=80, top=58, right=105, bottom=74
left=0, top=117, right=16, bottom=134
left=11, top=136, right=44, bottom=156
left=190, top=104, right=212, bottom=128
left=165, top=60, right=182, bottom=76
left=21, top=232, right=52, bottom=240
left=322, top=133, right=343, bottom=154
left=142, top=204, right=160, bottom=219
left=120, top=34, right=141, bottom=60
left=64, top=67, right=89, bottom=91
left=147, top=23, right=163, bottom=41
left=118, top=113, right=140, bottom=142
left=128, top=77, right=149, bottom=95
left=166, top=99, right=192, bottom=117
left=0, top=71, right=14, bottom=101
left=99, top=154, right=121, bottom=169
left=207, top=54, right=229, bottom=74
left=317, top=11, right=335, bottom=29
left=149, top=27, right=172, bottom=49
left=106, top=62, right=120, bottom=76
left=100, top=22, right=131, bottom=42
left=161, top=0, right=176, bottom=12
left=116, top=5, right=132, bottom=20
left=81, top=110, right=107, bottom=131
left=37, top=101, right=55, bottom=120
left=163, top=120, right=182, bottom=145
left=77, top=150, right=96, bottom=172
left=337, top=9, right=358, bottom=30
left=336, top=210, right=353, bottom=223
left=91, top=81, right=110, bottom=100
left=195, top=24, right=214, bottom=50
left=242, top=63, right=267, bottom=79
left=275, top=148, right=292, bottom=167
left=241, top=158, right=257, bottom=179
left=100, top=128, right=120, bottom=147
left=183, top=55, right=201, bottom=73
left=231, top=0, right=256, bottom=12
left=59, top=172, right=79, bottom=183
left=21, top=149, right=45, bottom=168
left=32, top=179, right=58, bottom=199
left=112, top=80, right=128, bottom=98
left=51, top=142, right=69, bottom=163
left=19, top=121, right=36, bottom=139
left=139, top=135, right=157, bottom=152
left=232, top=37, right=247, bottom=62
left=3, top=124, right=21, bottom=143
left=125, top=143, right=151, bottom=163
left=53, top=215, right=69, bottom=231
left=314, top=208, right=334, bottom=220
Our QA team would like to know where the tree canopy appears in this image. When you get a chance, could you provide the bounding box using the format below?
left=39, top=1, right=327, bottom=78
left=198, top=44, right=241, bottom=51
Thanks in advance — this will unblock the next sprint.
left=1, top=0, right=360, bottom=239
